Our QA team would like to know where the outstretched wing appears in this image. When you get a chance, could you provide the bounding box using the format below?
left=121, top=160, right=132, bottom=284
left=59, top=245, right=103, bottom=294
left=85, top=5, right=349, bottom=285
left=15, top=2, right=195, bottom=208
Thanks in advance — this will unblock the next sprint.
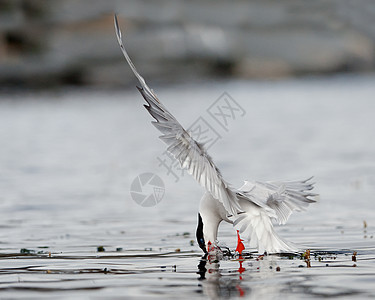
left=114, top=15, right=242, bottom=216
left=232, top=197, right=298, bottom=253
left=239, top=177, right=317, bottom=225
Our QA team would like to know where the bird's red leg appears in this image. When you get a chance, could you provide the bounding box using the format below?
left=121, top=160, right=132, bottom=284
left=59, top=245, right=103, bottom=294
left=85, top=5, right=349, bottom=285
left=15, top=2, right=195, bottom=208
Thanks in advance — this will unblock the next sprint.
left=207, top=241, right=212, bottom=253
left=236, top=230, right=245, bottom=255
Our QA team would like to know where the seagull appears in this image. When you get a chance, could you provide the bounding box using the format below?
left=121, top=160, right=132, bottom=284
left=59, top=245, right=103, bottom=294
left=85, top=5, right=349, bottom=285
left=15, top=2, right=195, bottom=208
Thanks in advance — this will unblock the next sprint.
left=114, top=15, right=317, bottom=254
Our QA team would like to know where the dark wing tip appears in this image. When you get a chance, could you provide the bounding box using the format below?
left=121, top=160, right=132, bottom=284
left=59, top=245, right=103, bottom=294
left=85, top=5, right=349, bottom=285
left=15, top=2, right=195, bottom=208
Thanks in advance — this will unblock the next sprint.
left=114, top=14, right=121, bottom=40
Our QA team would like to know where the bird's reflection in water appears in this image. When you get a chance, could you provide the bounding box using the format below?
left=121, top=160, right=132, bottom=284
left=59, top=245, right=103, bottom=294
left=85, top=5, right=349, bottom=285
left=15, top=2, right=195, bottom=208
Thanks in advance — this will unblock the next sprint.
left=197, top=253, right=248, bottom=298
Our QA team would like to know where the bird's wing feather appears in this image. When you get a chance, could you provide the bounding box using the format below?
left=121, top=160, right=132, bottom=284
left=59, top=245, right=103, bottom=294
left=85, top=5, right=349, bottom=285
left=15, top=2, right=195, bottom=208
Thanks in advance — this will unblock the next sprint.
left=114, top=15, right=242, bottom=216
left=239, top=177, right=317, bottom=225
left=232, top=195, right=297, bottom=253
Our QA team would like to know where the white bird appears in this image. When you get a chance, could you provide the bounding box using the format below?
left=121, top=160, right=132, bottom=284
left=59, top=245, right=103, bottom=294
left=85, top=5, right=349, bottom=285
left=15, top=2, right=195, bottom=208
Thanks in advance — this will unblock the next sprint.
left=114, top=15, right=317, bottom=254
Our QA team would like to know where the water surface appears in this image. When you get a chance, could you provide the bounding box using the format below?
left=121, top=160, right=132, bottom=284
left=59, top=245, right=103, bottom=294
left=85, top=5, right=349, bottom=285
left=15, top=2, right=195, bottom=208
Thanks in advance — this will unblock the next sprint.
left=0, top=76, right=375, bottom=298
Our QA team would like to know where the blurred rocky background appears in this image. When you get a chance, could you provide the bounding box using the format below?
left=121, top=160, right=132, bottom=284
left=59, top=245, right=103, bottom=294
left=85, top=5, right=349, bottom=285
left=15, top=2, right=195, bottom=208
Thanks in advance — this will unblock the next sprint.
left=1, top=0, right=375, bottom=89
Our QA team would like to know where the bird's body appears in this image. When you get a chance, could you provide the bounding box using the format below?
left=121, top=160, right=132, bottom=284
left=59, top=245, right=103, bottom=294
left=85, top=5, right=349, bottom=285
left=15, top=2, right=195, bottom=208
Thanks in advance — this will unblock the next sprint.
left=114, top=15, right=317, bottom=254
left=199, top=192, right=230, bottom=246
left=198, top=178, right=316, bottom=253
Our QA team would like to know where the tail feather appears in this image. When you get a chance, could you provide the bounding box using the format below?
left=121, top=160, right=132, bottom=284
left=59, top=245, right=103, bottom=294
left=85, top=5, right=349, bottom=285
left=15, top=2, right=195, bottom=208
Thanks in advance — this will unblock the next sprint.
left=233, top=201, right=297, bottom=253
left=233, top=177, right=317, bottom=253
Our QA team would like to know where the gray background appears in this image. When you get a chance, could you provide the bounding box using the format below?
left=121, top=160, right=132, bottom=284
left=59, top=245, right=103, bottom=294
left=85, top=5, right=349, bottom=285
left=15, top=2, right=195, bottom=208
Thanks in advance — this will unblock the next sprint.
left=1, top=0, right=375, bottom=88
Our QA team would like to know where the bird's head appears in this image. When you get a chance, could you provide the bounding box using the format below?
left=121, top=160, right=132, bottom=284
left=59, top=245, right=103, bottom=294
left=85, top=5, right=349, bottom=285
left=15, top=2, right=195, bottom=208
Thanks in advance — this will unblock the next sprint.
left=196, top=213, right=207, bottom=253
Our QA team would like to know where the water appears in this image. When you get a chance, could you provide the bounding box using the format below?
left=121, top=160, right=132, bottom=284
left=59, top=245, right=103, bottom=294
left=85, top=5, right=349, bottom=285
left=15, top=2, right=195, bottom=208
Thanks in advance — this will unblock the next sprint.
left=0, top=75, right=375, bottom=299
